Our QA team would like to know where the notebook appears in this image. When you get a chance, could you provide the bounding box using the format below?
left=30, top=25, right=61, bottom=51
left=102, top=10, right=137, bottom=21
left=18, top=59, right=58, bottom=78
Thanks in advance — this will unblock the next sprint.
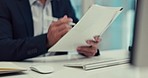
left=48, top=5, right=123, bottom=52
left=0, top=62, right=27, bottom=74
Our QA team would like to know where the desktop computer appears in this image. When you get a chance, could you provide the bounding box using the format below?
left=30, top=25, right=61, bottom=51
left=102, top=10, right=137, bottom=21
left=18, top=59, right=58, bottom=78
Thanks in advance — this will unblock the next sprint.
left=130, top=0, right=148, bottom=67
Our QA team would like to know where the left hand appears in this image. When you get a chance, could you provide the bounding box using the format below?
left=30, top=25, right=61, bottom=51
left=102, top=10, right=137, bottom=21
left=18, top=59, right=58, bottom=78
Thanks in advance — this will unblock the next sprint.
left=77, top=36, right=101, bottom=57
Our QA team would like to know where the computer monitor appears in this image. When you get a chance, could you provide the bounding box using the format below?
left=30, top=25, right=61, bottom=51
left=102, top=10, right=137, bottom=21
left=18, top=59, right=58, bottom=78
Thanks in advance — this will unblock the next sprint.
left=130, top=0, right=148, bottom=67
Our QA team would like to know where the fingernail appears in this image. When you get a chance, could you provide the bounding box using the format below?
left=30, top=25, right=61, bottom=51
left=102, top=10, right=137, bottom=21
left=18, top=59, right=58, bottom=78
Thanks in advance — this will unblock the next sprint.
left=64, top=15, right=67, bottom=18
left=69, top=18, right=73, bottom=22
left=86, top=40, right=91, bottom=44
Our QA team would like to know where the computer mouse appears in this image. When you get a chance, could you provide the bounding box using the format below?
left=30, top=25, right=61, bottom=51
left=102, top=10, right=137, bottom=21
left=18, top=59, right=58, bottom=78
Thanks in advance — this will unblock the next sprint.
left=30, top=65, right=54, bottom=74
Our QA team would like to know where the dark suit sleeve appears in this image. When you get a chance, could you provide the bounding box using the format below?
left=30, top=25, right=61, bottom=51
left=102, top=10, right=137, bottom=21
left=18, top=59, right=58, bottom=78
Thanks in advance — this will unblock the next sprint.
left=95, top=49, right=100, bottom=56
left=61, top=0, right=78, bottom=23
left=64, top=0, right=79, bottom=23
left=51, top=0, right=78, bottom=23
left=0, top=1, right=48, bottom=61
left=79, top=49, right=100, bottom=57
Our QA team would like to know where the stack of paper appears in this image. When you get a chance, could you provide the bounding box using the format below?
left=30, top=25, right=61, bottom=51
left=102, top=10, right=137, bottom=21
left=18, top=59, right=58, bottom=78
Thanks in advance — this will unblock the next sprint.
left=48, top=4, right=123, bottom=52
left=0, top=62, right=26, bottom=74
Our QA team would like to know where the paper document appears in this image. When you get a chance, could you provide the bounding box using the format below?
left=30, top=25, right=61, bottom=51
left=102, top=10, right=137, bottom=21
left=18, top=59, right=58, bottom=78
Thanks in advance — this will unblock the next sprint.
left=48, top=5, right=123, bottom=52
left=0, top=62, right=26, bottom=74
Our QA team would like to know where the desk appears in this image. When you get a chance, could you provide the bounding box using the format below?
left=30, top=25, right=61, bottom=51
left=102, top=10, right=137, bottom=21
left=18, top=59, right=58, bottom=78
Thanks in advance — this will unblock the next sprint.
left=1, top=50, right=147, bottom=78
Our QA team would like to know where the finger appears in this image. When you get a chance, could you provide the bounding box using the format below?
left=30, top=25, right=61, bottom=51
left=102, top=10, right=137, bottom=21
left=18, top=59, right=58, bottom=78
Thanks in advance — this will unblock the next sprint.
left=86, top=36, right=100, bottom=45
left=77, top=46, right=97, bottom=55
left=52, top=15, right=73, bottom=26
left=85, top=36, right=101, bottom=47
left=77, top=49, right=92, bottom=57
left=58, top=26, right=71, bottom=37
left=49, top=22, right=72, bottom=34
left=86, top=40, right=99, bottom=44
left=78, top=51, right=94, bottom=57
left=86, top=40, right=98, bottom=48
left=57, top=24, right=72, bottom=32
left=77, top=46, right=97, bottom=52
left=94, top=35, right=102, bottom=42
left=94, top=36, right=99, bottom=41
left=77, top=48, right=96, bottom=57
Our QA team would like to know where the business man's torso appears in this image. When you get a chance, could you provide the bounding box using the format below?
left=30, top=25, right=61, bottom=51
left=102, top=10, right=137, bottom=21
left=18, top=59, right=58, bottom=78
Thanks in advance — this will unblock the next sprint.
left=0, top=0, right=78, bottom=61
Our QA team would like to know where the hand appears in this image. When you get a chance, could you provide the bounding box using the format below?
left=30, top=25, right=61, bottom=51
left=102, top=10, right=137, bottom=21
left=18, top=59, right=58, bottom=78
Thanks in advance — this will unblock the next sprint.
left=47, top=15, right=72, bottom=48
left=77, top=36, right=101, bottom=57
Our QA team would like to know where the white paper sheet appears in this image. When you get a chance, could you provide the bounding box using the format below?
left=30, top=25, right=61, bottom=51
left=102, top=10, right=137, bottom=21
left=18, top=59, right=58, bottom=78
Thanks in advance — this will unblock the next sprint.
left=48, top=5, right=123, bottom=52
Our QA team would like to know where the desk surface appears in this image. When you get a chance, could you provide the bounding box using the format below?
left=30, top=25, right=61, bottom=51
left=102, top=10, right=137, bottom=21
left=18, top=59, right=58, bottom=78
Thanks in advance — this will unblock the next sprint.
left=0, top=49, right=147, bottom=78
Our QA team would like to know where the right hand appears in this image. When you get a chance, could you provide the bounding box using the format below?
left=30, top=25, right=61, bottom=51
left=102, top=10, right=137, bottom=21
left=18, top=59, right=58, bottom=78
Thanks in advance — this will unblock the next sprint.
left=47, top=15, right=73, bottom=48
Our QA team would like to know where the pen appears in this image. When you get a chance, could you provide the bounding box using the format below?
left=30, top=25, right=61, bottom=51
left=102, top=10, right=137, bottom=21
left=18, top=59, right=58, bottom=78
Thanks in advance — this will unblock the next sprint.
left=46, top=17, right=76, bottom=26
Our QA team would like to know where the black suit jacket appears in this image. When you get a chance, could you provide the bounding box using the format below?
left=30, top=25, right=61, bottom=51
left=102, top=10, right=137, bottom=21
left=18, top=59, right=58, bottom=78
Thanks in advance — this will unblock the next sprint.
left=0, top=0, right=78, bottom=61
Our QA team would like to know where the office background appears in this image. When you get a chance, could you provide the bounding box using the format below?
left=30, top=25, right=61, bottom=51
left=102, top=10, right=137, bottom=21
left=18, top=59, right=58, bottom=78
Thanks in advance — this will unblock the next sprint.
left=70, top=0, right=135, bottom=51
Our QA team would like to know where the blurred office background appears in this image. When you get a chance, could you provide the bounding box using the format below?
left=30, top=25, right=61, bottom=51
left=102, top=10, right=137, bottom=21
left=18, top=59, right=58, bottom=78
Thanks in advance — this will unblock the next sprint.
left=70, top=0, right=136, bottom=51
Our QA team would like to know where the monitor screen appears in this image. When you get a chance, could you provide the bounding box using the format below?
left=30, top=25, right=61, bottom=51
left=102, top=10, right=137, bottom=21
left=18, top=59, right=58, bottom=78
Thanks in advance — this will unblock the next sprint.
left=130, top=0, right=148, bottom=67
